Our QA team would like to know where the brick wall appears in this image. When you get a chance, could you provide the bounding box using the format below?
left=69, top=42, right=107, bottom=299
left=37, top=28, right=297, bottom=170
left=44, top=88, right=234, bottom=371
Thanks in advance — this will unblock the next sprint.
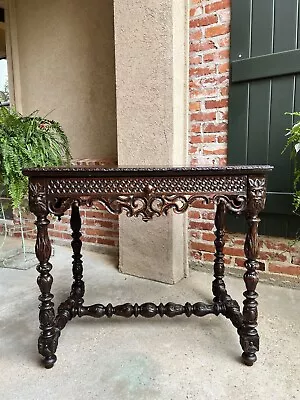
left=0, top=159, right=119, bottom=252
left=188, top=0, right=300, bottom=277
left=48, top=159, right=119, bottom=251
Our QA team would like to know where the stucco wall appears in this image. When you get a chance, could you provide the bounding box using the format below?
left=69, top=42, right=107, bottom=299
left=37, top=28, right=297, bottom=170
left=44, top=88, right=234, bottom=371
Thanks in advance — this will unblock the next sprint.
left=12, top=0, right=117, bottom=160
left=0, top=23, right=5, bottom=58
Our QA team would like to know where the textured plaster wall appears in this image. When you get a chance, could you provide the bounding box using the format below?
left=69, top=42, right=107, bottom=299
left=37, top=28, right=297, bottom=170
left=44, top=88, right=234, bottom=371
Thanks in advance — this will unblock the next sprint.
left=114, top=0, right=189, bottom=284
left=0, top=23, right=5, bottom=58
left=12, top=0, right=117, bottom=160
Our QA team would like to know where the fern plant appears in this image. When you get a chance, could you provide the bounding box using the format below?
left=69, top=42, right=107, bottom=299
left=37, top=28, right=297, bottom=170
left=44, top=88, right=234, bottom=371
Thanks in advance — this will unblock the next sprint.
left=0, top=107, right=71, bottom=208
left=285, top=112, right=300, bottom=214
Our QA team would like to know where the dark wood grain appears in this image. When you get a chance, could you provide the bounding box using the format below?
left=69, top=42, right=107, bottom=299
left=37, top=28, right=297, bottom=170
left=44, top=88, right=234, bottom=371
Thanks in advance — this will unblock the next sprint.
left=27, top=166, right=271, bottom=368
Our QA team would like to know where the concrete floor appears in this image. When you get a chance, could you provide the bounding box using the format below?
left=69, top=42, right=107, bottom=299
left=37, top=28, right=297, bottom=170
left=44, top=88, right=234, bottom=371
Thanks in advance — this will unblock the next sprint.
left=0, top=244, right=300, bottom=400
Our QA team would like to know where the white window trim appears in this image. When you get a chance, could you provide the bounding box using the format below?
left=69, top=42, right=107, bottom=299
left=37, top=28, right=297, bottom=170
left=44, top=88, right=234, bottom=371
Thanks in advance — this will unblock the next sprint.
left=4, top=0, right=22, bottom=112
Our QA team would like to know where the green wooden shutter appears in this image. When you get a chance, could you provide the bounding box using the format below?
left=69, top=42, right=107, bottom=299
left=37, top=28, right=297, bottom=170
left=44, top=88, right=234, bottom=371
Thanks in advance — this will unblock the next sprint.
left=228, top=0, right=300, bottom=238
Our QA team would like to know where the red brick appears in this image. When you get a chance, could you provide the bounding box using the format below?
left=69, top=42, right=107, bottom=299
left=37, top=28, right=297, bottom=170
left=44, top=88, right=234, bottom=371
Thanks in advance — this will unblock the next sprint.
left=191, top=124, right=201, bottom=133
left=189, top=102, right=201, bottom=111
left=101, top=220, right=115, bottom=229
left=191, top=201, right=214, bottom=209
left=190, top=31, right=203, bottom=41
left=189, top=145, right=198, bottom=154
left=190, top=41, right=217, bottom=53
left=204, top=49, right=230, bottom=63
left=190, top=135, right=203, bottom=144
left=191, top=231, right=201, bottom=240
left=218, top=62, right=230, bottom=74
left=203, top=123, right=227, bottom=133
left=53, top=223, right=70, bottom=232
left=269, top=263, right=300, bottom=276
left=232, top=237, right=246, bottom=246
left=98, top=212, right=119, bottom=221
left=191, top=111, right=217, bottom=122
left=218, top=110, right=228, bottom=121
left=205, top=99, right=228, bottom=109
left=202, top=252, right=215, bottom=262
left=191, top=87, right=220, bottom=99
left=203, top=53, right=214, bottom=63
left=190, top=8, right=197, bottom=18
left=217, top=135, right=227, bottom=143
left=61, top=232, right=72, bottom=240
left=234, top=257, right=245, bottom=268
left=189, top=221, right=214, bottom=230
left=188, top=210, right=201, bottom=219
left=200, top=211, right=215, bottom=220
left=225, top=247, right=245, bottom=258
left=49, top=230, right=63, bottom=239
left=201, top=75, right=228, bottom=87
left=220, top=87, right=229, bottom=96
left=190, top=15, right=218, bottom=29
left=215, top=35, right=230, bottom=48
left=191, top=241, right=215, bottom=253
left=205, top=0, right=231, bottom=14
left=190, top=66, right=216, bottom=77
left=263, top=239, right=291, bottom=253
left=205, top=25, right=230, bottom=38
left=190, top=55, right=202, bottom=65
left=259, top=251, right=289, bottom=263
left=203, top=135, right=217, bottom=143
left=203, top=147, right=227, bottom=155
left=202, top=232, right=215, bottom=242
left=85, top=209, right=103, bottom=219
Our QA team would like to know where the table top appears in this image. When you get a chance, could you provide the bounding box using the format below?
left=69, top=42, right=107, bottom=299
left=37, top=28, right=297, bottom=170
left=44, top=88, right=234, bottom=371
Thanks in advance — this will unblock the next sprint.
left=23, top=165, right=273, bottom=178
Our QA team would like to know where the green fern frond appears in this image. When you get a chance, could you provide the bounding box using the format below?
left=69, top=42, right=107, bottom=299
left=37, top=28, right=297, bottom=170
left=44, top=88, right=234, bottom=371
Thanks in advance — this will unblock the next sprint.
left=0, top=107, right=71, bottom=208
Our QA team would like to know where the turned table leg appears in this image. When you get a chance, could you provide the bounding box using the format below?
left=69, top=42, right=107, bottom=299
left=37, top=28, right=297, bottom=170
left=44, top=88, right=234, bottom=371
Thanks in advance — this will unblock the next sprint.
left=70, top=201, right=85, bottom=314
left=212, top=201, right=230, bottom=303
left=35, top=214, right=58, bottom=369
left=240, top=177, right=266, bottom=366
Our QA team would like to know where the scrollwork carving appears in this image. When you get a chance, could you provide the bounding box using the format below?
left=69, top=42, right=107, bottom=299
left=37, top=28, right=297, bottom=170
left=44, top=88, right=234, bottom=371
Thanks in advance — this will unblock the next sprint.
left=47, top=193, right=247, bottom=222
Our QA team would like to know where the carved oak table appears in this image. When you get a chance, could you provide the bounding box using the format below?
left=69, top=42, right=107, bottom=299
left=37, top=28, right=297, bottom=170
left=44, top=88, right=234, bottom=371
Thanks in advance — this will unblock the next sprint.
left=23, top=165, right=272, bottom=369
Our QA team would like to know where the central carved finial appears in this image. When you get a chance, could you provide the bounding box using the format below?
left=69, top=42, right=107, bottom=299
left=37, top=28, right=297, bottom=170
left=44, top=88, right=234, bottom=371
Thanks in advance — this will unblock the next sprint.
left=144, top=184, right=155, bottom=194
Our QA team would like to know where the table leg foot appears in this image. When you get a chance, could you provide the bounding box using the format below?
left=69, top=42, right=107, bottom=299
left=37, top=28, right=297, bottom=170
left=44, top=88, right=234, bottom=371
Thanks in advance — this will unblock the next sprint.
left=38, top=328, right=60, bottom=369
left=241, top=352, right=256, bottom=366
left=240, top=332, right=259, bottom=366
left=43, top=355, right=57, bottom=369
